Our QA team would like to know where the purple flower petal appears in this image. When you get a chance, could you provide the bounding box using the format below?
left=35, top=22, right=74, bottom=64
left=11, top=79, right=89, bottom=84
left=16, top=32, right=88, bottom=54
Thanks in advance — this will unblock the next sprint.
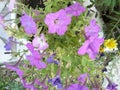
left=5, top=63, right=24, bottom=78
left=32, top=34, right=49, bottom=51
left=48, top=75, right=63, bottom=89
left=20, top=14, right=37, bottom=35
left=46, top=54, right=59, bottom=65
left=66, top=84, right=89, bottom=90
left=78, top=40, right=89, bottom=55
left=85, top=19, right=100, bottom=38
left=65, top=2, right=85, bottom=16
left=4, top=37, right=14, bottom=50
left=78, top=73, right=88, bottom=84
left=44, top=9, right=71, bottom=36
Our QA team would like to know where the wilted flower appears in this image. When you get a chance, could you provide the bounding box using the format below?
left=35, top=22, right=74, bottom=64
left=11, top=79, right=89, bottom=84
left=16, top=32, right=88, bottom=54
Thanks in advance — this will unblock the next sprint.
left=44, top=9, right=71, bottom=35
left=20, top=13, right=37, bottom=35
left=32, top=34, right=49, bottom=51
left=65, top=2, right=85, bottom=16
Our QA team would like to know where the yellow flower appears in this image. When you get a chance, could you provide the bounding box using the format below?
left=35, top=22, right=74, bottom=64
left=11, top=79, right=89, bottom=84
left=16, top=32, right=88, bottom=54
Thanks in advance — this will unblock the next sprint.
left=104, top=38, right=118, bottom=49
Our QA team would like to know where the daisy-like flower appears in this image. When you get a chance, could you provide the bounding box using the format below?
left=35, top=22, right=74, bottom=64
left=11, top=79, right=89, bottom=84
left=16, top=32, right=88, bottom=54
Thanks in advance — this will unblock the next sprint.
left=104, top=38, right=118, bottom=50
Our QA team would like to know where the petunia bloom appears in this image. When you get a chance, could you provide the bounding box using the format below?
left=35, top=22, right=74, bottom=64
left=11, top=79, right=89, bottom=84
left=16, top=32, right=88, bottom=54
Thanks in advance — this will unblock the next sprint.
left=66, top=84, right=89, bottom=90
left=78, top=36, right=104, bottom=60
left=5, top=63, right=24, bottom=78
left=32, top=34, right=49, bottom=51
left=85, top=19, right=100, bottom=38
left=4, top=37, right=14, bottom=50
left=78, top=73, right=88, bottom=85
left=26, top=43, right=46, bottom=69
left=44, top=9, right=71, bottom=35
left=46, top=54, right=59, bottom=65
left=48, top=75, right=63, bottom=89
left=20, top=14, right=37, bottom=35
left=65, top=2, right=85, bottom=16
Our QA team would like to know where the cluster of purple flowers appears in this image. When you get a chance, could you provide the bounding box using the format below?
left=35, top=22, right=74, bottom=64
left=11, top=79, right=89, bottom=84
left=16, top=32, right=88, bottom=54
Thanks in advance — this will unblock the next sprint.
left=4, top=1, right=118, bottom=90
left=44, top=2, right=85, bottom=36
left=78, top=20, right=104, bottom=60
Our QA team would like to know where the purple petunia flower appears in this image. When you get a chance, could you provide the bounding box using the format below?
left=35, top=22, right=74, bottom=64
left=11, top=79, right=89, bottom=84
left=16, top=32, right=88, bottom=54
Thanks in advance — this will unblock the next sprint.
left=48, top=75, right=63, bottom=89
left=5, top=63, right=24, bottom=78
left=4, top=37, right=14, bottom=50
left=78, top=73, right=88, bottom=85
left=21, top=78, right=37, bottom=90
left=66, top=84, right=89, bottom=90
left=65, top=2, right=85, bottom=16
left=44, top=9, right=71, bottom=36
left=46, top=54, right=59, bottom=65
left=85, top=19, right=100, bottom=38
left=20, top=14, right=37, bottom=35
left=32, top=34, right=49, bottom=51
left=78, top=36, right=104, bottom=60
left=26, top=43, right=46, bottom=69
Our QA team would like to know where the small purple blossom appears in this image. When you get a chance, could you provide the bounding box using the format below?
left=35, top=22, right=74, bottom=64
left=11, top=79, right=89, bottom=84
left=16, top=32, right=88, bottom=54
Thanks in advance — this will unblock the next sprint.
left=66, top=84, right=89, bottom=90
left=20, top=14, right=37, bottom=35
left=5, top=63, right=24, bottom=78
left=65, top=2, right=85, bottom=16
left=46, top=54, right=59, bottom=65
left=32, top=34, right=49, bottom=51
left=44, top=9, right=71, bottom=35
left=4, top=37, right=14, bottom=50
left=26, top=43, right=47, bottom=69
left=85, top=19, right=100, bottom=38
left=78, top=36, right=104, bottom=60
left=48, top=75, right=63, bottom=89
left=78, top=73, right=88, bottom=84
